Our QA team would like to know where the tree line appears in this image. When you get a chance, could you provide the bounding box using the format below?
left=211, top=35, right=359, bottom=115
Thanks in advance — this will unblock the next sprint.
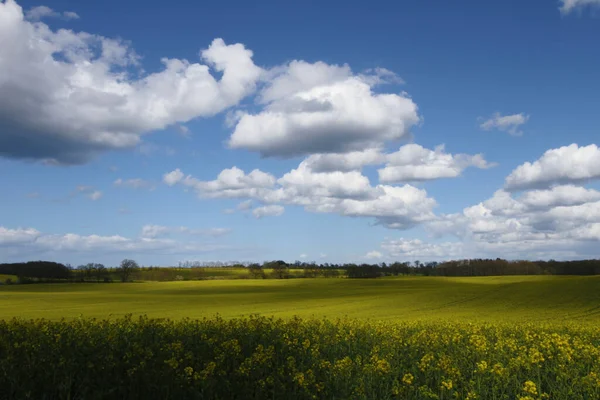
left=2, top=258, right=600, bottom=284
left=0, top=259, right=140, bottom=284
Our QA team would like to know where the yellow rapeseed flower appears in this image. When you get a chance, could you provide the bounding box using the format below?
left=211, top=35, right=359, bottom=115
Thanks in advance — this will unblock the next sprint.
left=522, top=380, right=538, bottom=396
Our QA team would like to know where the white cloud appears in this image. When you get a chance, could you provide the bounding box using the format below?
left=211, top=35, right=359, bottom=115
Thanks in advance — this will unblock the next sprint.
left=140, top=225, right=170, bottom=239
left=293, top=144, right=494, bottom=183
left=519, top=185, right=600, bottom=209
left=228, top=60, right=420, bottom=157
left=252, top=205, right=284, bottom=218
left=381, top=238, right=464, bottom=259
left=322, top=185, right=437, bottom=229
left=0, top=225, right=230, bottom=259
left=163, top=169, right=184, bottom=186
left=258, top=60, right=352, bottom=104
left=357, top=67, right=405, bottom=86
left=168, top=167, right=276, bottom=199
left=365, top=250, right=383, bottom=259
left=560, top=0, right=600, bottom=14
left=166, top=160, right=438, bottom=230
left=25, top=5, right=78, bottom=21
left=62, top=11, right=79, bottom=20
left=0, top=0, right=262, bottom=164
left=426, top=182, right=600, bottom=260
left=304, top=148, right=385, bottom=172
left=378, top=144, right=495, bottom=183
left=0, top=226, right=41, bottom=245
left=299, top=253, right=308, bottom=259
left=278, top=161, right=374, bottom=200
left=88, top=190, right=102, bottom=201
left=141, top=225, right=232, bottom=238
left=114, top=178, right=154, bottom=190
left=480, top=112, right=529, bottom=136
left=504, top=144, right=600, bottom=191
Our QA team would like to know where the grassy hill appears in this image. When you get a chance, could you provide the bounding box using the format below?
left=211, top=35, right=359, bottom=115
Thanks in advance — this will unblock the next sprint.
left=2, top=275, right=600, bottom=323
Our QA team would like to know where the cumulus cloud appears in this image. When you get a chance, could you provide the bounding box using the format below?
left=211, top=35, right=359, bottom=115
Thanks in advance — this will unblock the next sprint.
left=25, top=5, right=79, bottom=21
left=303, top=148, right=385, bottom=173
left=381, top=238, right=464, bottom=259
left=0, top=0, right=262, bottom=164
left=0, top=225, right=231, bottom=259
left=519, top=185, right=600, bottom=209
left=426, top=182, right=600, bottom=260
left=140, top=225, right=231, bottom=238
left=297, top=144, right=494, bottom=182
left=479, top=112, right=529, bottom=136
left=252, top=205, right=284, bottom=218
left=378, top=144, right=495, bottom=183
left=258, top=60, right=352, bottom=104
left=114, top=178, right=154, bottom=190
left=504, top=144, right=600, bottom=191
left=560, top=0, right=600, bottom=14
left=165, top=161, right=438, bottom=230
left=278, top=161, right=374, bottom=200
left=0, top=226, right=40, bottom=245
left=165, top=167, right=276, bottom=200
left=228, top=60, right=420, bottom=157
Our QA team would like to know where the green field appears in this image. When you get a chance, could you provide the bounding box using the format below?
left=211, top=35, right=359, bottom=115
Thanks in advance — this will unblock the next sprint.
left=3, top=275, right=600, bottom=324
left=3, top=275, right=600, bottom=399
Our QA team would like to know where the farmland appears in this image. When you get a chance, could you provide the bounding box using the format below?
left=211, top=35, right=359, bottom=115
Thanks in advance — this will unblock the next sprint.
left=2, top=276, right=600, bottom=399
left=1, top=275, right=600, bottom=323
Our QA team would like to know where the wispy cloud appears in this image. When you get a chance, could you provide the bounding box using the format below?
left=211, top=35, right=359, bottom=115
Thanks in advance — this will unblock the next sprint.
left=479, top=112, right=529, bottom=136
left=25, top=6, right=79, bottom=21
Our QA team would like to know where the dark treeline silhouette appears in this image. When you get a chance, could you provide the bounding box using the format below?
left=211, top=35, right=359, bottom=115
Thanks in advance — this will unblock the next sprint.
left=435, top=258, right=600, bottom=276
left=2, top=258, right=600, bottom=284
left=0, top=261, right=71, bottom=281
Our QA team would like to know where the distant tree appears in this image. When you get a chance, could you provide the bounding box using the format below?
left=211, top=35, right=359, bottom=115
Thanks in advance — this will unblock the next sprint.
left=94, top=264, right=108, bottom=282
left=303, top=263, right=321, bottom=278
left=248, top=263, right=265, bottom=279
left=82, top=263, right=96, bottom=281
left=264, top=260, right=289, bottom=279
left=346, top=264, right=382, bottom=279
left=117, top=259, right=140, bottom=282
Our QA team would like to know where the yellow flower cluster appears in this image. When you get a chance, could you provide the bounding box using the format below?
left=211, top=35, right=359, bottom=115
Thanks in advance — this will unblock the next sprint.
left=1, top=315, right=600, bottom=399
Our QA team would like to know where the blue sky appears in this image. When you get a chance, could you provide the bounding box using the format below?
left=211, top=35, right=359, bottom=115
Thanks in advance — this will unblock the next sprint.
left=1, top=0, right=600, bottom=266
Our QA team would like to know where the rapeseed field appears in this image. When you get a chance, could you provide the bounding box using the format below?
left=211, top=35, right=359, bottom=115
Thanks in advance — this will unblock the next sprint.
left=2, top=276, right=600, bottom=399
left=1, top=315, right=600, bottom=399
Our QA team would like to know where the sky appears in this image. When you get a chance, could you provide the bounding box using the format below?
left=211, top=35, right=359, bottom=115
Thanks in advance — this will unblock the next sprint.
left=1, top=0, right=600, bottom=267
